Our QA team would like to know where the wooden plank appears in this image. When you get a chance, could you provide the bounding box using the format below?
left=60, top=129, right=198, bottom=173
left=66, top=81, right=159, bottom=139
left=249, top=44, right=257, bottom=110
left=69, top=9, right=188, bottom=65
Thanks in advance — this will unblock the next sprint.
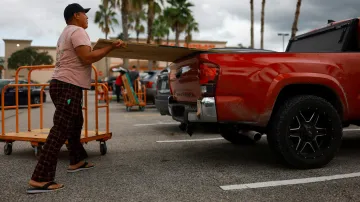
left=92, top=39, right=208, bottom=61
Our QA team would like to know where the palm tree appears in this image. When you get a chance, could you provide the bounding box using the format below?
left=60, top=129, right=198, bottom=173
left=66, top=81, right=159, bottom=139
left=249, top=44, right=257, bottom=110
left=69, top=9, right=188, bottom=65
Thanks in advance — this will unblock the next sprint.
left=164, top=0, right=194, bottom=46
left=94, top=4, right=119, bottom=39
left=94, top=3, right=119, bottom=77
left=131, top=0, right=147, bottom=43
left=250, top=0, right=254, bottom=48
left=102, top=0, right=110, bottom=9
left=184, top=16, right=199, bottom=47
left=291, top=0, right=302, bottom=39
left=156, top=12, right=171, bottom=66
left=108, top=0, right=131, bottom=69
left=260, top=0, right=266, bottom=49
left=150, top=15, right=170, bottom=69
left=153, top=16, right=170, bottom=44
left=146, top=0, right=164, bottom=44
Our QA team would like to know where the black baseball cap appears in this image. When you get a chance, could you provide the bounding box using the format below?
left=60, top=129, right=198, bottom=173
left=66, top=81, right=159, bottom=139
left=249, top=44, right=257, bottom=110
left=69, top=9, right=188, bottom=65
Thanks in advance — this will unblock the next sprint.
left=64, top=3, right=90, bottom=22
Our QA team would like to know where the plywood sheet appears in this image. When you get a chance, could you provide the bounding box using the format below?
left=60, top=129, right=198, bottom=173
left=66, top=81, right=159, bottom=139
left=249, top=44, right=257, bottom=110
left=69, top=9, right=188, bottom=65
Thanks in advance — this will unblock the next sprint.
left=92, top=39, right=209, bottom=62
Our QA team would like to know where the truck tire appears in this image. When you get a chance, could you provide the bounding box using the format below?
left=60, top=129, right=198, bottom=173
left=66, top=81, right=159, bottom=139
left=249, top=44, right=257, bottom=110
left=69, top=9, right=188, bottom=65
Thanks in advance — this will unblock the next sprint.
left=220, top=125, right=257, bottom=145
left=267, top=95, right=343, bottom=169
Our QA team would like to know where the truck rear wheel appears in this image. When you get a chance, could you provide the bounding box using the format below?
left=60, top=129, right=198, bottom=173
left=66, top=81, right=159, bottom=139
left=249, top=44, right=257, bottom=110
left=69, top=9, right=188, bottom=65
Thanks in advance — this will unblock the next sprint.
left=267, top=95, right=343, bottom=169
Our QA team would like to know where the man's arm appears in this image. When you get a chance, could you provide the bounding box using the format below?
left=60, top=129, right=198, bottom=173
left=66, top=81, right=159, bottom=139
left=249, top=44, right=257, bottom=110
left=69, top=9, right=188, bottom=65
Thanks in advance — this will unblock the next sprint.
left=71, top=28, right=124, bottom=65
left=74, top=45, right=114, bottom=65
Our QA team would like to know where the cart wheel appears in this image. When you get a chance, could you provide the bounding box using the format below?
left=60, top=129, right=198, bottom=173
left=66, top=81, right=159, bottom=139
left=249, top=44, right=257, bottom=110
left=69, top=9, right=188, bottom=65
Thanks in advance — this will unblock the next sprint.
left=34, top=146, right=42, bottom=159
left=126, top=106, right=131, bottom=112
left=4, top=143, right=12, bottom=155
left=100, top=142, right=107, bottom=155
left=139, top=106, right=145, bottom=111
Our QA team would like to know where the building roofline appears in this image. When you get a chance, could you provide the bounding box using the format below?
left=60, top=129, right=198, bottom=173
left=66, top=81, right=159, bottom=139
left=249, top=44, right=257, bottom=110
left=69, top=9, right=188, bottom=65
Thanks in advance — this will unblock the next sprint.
left=3, top=39, right=33, bottom=43
left=32, top=46, right=56, bottom=49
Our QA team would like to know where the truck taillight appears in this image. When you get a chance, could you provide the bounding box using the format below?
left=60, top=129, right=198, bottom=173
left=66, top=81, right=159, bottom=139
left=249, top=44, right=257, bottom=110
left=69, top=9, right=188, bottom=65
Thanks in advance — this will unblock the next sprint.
left=199, top=62, right=218, bottom=84
left=199, top=61, right=219, bottom=97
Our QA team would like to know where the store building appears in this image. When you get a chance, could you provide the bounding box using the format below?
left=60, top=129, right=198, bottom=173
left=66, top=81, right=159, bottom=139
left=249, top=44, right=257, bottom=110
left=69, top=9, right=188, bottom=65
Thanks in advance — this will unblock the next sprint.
left=1, top=38, right=227, bottom=83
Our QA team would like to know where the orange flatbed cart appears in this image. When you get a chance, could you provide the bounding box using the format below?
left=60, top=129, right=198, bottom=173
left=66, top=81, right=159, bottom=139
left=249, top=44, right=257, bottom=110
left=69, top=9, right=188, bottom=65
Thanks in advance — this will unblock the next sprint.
left=0, top=65, right=112, bottom=157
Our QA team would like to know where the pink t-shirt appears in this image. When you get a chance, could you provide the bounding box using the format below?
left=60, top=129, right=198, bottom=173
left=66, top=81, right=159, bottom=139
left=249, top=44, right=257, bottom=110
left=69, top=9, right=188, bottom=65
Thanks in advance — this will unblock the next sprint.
left=52, top=25, right=92, bottom=89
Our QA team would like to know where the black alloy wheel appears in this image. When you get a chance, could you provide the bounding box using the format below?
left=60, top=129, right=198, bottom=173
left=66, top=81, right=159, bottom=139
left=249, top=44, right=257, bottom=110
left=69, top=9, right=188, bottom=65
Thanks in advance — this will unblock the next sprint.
left=267, top=95, right=343, bottom=169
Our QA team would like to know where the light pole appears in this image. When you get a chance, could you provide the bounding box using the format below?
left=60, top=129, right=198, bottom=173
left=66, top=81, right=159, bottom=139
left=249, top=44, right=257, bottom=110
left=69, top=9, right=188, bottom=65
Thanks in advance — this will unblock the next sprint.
left=278, top=33, right=289, bottom=52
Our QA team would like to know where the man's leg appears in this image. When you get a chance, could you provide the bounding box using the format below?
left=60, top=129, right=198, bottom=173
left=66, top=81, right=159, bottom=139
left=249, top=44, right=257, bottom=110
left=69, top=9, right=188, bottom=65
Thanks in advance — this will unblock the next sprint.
left=67, top=109, right=89, bottom=166
left=29, top=81, right=82, bottom=189
left=115, top=85, right=120, bottom=102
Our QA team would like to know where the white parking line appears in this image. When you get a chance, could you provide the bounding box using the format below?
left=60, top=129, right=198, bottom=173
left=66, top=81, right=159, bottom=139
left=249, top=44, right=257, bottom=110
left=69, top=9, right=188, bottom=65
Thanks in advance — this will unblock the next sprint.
left=134, top=122, right=178, bottom=126
left=220, top=172, right=360, bottom=191
left=343, top=128, right=360, bottom=131
left=156, top=138, right=224, bottom=143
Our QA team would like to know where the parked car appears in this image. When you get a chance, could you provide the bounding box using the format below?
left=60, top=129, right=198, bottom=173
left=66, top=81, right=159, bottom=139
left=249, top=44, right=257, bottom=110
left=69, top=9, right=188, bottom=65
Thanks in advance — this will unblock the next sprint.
left=140, top=70, right=161, bottom=104
left=155, top=67, right=171, bottom=115
left=168, top=17, right=360, bottom=169
left=0, top=79, right=46, bottom=106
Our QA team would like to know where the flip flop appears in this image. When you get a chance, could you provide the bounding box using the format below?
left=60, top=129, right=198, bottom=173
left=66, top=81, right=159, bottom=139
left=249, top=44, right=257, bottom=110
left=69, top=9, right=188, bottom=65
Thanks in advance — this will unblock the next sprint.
left=26, top=181, right=64, bottom=194
left=67, top=162, right=94, bottom=173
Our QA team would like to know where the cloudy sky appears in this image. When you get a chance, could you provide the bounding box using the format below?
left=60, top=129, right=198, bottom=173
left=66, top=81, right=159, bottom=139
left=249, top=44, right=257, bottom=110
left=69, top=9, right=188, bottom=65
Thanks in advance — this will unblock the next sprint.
left=1, top=0, right=360, bottom=56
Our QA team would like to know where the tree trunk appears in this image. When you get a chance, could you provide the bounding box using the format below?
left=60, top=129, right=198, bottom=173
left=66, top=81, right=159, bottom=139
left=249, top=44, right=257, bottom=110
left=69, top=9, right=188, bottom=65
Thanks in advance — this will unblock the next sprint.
left=166, top=33, right=169, bottom=67
left=175, top=31, right=180, bottom=46
left=147, top=0, right=155, bottom=71
left=105, top=32, right=109, bottom=78
left=250, top=0, right=254, bottom=48
left=136, top=32, right=140, bottom=69
left=121, top=0, right=129, bottom=69
left=147, top=0, right=154, bottom=44
left=175, top=24, right=180, bottom=46
left=291, top=0, right=302, bottom=39
left=103, top=0, right=109, bottom=9
left=260, top=0, right=266, bottom=49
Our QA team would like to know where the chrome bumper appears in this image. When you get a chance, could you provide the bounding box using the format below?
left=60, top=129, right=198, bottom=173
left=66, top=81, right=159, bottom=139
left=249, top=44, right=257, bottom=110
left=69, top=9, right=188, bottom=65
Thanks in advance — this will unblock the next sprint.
left=168, top=96, right=217, bottom=123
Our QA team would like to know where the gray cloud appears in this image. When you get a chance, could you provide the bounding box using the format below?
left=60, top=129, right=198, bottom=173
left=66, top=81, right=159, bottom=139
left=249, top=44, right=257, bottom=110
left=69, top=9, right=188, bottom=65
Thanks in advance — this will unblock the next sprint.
left=0, top=0, right=359, bottom=55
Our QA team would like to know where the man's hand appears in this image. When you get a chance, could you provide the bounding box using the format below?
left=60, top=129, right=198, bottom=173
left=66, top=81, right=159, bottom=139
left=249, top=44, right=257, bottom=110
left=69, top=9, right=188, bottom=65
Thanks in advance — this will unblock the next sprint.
left=111, top=40, right=126, bottom=49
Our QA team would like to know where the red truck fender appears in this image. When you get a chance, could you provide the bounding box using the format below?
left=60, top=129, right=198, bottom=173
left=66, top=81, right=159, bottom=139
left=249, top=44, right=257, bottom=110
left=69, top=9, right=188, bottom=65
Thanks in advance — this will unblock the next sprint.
left=258, top=72, right=349, bottom=125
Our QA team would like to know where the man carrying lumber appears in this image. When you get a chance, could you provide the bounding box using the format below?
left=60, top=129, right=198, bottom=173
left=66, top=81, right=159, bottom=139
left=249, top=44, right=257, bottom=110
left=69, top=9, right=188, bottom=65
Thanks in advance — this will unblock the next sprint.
left=26, top=3, right=125, bottom=194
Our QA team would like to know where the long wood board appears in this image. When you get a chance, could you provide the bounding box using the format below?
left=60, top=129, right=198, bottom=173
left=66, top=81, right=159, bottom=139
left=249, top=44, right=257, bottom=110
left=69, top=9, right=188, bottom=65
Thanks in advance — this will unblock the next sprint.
left=92, top=39, right=209, bottom=62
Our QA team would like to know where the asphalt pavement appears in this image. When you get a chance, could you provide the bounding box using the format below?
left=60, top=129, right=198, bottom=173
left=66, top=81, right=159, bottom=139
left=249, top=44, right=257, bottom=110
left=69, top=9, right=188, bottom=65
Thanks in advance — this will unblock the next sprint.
left=1, top=93, right=360, bottom=201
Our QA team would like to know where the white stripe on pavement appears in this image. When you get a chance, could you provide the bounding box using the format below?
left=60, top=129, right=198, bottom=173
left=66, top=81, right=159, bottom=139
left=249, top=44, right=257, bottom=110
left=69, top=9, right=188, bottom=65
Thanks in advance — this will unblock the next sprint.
left=220, top=172, right=360, bottom=191
left=134, top=122, right=178, bottom=126
left=156, top=138, right=224, bottom=143
left=343, top=128, right=360, bottom=131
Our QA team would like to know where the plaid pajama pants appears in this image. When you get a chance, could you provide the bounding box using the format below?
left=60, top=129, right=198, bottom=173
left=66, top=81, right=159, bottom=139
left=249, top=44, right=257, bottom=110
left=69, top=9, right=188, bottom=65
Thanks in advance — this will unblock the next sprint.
left=31, top=79, right=88, bottom=182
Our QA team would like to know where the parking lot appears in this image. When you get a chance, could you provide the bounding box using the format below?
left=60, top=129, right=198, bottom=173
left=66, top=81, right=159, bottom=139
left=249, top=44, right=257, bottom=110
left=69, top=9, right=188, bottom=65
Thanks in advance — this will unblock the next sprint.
left=1, top=93, right=360, bottom=201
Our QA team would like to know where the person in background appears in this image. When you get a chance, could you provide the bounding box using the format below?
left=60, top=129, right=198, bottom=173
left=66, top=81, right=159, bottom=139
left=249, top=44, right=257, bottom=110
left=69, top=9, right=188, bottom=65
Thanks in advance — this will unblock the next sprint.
left=114, top=72, right=123, bottom=103
left=128, top=65, right=139, bottom=88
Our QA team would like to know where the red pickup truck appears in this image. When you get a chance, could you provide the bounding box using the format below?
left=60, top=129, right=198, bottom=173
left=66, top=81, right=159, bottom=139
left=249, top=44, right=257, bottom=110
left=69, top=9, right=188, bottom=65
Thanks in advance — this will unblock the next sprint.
left=168, top=17, right=360, bottom=169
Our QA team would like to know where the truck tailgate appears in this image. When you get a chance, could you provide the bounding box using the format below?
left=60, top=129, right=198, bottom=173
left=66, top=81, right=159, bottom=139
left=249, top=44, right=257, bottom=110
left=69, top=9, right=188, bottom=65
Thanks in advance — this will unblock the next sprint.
left=169, top=57, right=201, bottom=103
